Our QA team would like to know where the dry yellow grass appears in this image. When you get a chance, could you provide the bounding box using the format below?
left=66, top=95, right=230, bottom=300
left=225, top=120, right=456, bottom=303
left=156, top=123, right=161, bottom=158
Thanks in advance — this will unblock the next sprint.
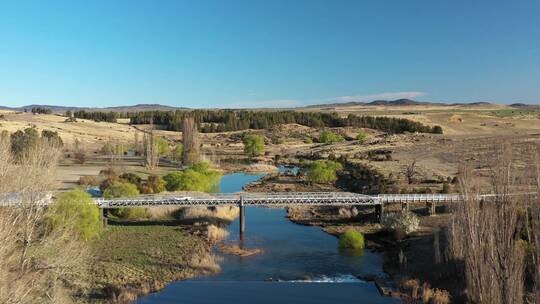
left=145, top=206, right=182, bottom=219
left=188, top=253, right=222, bottom=273
left=179, top=206, right=239, bottom=222
left=0, top=113, right=137, bottom=150
left=206, top=225, right=229, bottom=242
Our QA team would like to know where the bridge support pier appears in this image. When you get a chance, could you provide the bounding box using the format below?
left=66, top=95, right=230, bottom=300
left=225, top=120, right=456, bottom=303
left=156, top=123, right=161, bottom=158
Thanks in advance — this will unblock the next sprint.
left=427, top=201, right=436, bottom=216
left=239, top=196, right=245, bottom=240
left=401, top=202, right=409, bottom=212
left=375, top=204, right=384, bottom=223
left=100, top=209, right=108, bottom=227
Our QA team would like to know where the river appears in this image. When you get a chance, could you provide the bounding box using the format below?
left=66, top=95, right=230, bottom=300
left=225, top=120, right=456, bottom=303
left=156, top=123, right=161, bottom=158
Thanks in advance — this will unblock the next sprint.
left=137, top=168, right=398, bottom=304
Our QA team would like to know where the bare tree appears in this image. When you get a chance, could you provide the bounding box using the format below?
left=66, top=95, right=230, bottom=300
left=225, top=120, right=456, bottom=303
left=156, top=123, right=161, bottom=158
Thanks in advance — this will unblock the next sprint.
left=448, top=146, right=525, bottom=304
left=143, top=119, right=158, bottom=170
left=73, top=138, right=87, bottom=164
left=183, top=117, right=199, bottom=166
left=0, top=137, right=90, bottom=303
left=404, top=160, right=418, bottom=184
left=530, top=149, right=540, bottom=302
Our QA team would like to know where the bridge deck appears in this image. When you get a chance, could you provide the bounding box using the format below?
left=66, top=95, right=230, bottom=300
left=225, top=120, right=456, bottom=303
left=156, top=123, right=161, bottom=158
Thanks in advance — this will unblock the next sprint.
left=93, top=192, right=467, bottom=208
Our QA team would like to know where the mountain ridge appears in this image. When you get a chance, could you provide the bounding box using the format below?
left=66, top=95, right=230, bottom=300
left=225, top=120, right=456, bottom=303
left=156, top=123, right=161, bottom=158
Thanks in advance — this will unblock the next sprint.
left=0, top=100, right=533, bottom=112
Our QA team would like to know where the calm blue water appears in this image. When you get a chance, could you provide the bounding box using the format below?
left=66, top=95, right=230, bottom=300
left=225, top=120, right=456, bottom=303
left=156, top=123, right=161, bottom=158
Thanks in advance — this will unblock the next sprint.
left=138, top=170, right=397, bottom=304
left=218, top=172, right=263, bottom=193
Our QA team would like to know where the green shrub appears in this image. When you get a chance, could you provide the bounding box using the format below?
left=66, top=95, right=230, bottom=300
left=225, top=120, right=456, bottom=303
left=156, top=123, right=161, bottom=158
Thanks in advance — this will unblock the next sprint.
left=163, top=162, right=221, bottom=192
left=319, top=130, right=344, bottom=144
left=46, top=190, right=101, bottom=241
left=172, top=144, right=183, bottom=162
left=163, top=171, right=184, bottom=191
left=41, top=130, right=63, bottom=146
left=103, top=181, right=140, bottom=199
left=306, top=160, right=343, bottom=184
left=146, top=175, right=166, bottom=193
left=242, top=134, right=265, bottom=157
left=356, top=131, right=368, bottom=143
left=441, top=182, right=450, bottom=194
left=119, top=173, right=142, bottom=186
left=102, top=181, right=145, bottom=219
left=156, top=137, right=170, bottom=157
left=305, top=137, right=313, bottom=144
left=432, top=125, right=443, bottom=134
left=339, top=230, right=365, bottom=250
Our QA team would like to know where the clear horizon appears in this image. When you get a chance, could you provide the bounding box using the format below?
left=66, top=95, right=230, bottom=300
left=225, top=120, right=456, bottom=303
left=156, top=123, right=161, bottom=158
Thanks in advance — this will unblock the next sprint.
left=1, top=1, right=540, bottom=108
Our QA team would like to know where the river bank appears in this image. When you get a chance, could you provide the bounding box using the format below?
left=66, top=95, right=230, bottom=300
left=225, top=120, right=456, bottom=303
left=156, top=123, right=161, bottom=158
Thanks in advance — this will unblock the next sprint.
left=86, top=169, right=267, bottom=303
left=87, top=221, right=219, bottom=303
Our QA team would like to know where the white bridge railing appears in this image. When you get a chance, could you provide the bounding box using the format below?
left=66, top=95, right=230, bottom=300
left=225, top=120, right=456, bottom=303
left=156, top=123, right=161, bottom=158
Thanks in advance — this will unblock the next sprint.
left=2, top=192, right=535, bottom=208
left=376, top=194, right=462, bottom=203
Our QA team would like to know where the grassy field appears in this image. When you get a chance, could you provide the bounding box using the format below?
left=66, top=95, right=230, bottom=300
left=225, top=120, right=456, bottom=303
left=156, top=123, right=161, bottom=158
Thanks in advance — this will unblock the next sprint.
left=89, top=222, right=217, bottom=301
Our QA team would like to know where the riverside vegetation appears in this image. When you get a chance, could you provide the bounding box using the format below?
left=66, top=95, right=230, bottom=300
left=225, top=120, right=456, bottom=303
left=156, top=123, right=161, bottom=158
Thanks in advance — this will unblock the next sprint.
left=283, top=145, right=540, bottom=304
left=0, top=129, right=227, bottom=303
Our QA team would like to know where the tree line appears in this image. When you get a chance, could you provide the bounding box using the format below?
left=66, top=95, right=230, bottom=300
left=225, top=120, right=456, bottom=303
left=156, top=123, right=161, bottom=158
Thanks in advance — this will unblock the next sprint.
left=73, top=110, right=119, bottom=122
left=30, top=107, right=52, bottom=114
left=73, top=109, right=443, bottom=134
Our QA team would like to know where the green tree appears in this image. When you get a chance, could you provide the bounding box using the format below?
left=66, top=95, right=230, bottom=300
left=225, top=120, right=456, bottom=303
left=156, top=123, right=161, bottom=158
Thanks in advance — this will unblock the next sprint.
left=46, top=190, right=101, bottom=241
left=319, top=130, right=344, bottom=144
left=10, top=127, right=40, bottom=157
left=242, top=134, right=265, bottom=157
left=163, top=162, right=221, bottom=192
left=306, top=160, right=343, bottom=184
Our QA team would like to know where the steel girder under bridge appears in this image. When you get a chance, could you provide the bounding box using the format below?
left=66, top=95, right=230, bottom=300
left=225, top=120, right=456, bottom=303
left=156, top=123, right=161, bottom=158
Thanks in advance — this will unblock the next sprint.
left=94, top=192, right=378, bottom=208
left=94, top=193, right=478, bottom=209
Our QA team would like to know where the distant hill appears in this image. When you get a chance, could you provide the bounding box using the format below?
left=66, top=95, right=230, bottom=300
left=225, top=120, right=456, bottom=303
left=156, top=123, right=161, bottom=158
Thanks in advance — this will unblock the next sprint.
left=509, top=103, right=540, bottom=109
left=0, top=104, right=189, bottom=113
left=366, top=99, right=433, bottom=106
left=304, top=99, right=497, bottom=108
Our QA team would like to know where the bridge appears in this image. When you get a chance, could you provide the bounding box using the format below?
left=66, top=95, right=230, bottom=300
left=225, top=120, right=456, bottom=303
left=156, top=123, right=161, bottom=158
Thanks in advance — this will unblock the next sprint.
left=2, top=192, right=520, bottom=237
left=94, top=192, right=463, bottom=208
left=94, top=192, right=467, bottom=235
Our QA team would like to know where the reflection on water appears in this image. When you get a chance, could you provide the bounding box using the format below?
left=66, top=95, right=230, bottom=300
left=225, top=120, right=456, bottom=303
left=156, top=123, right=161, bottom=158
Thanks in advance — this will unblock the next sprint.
left=137, top=170, right=397, bottom=304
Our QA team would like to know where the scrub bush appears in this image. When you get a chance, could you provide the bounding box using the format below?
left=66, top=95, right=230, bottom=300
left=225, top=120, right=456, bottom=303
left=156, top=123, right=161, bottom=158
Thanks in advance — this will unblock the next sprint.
left=339, top=230, right=365, bottom=250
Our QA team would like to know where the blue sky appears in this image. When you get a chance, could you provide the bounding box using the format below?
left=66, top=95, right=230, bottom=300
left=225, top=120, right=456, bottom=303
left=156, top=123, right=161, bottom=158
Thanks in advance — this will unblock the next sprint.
left=1, top=0, right=539, bottom=108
